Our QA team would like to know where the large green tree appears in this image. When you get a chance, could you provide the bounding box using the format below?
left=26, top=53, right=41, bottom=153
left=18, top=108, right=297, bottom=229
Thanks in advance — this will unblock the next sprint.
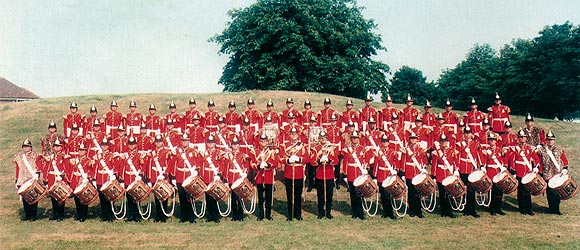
left=211, top=0, right=390, bottom=98
left=386, top=66, right=439, bottom=106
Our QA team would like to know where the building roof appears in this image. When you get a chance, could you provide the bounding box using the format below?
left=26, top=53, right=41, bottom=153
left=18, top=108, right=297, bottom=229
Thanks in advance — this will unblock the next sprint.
left=0, top=77, right=40, bottom=99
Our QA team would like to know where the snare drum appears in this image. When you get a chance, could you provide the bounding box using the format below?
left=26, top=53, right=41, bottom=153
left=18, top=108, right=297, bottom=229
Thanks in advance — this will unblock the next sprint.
left=521, top=172, right=547, bottom=196
left=74, top=181, right=99, bottom=205
left=381, top=175, right=407, bottom=199
left=353, top=175, right=378, bottom=198
left=468, top=170, right=493, bottom=193
left=100, top=179, right=125, bottom=202
left=182, top=175, right=207, bottom=200
left=207, top=179, right=230, bottom=202
left=126, top=179, right=151, bottom=202
left=548, top=174, right=578, bottom=200
left=231, top=177, right=256, bottom=201
left=48, top=180, right=73, bottom=204
left=17, top=179, right=46, bottom=205
left=492, top=171, right=518, bottom=194
left=411, top=173, right=436, bottom=197
left=442, top=175, right=467, bottom=198
left=152, top=179, right=175, bottom=202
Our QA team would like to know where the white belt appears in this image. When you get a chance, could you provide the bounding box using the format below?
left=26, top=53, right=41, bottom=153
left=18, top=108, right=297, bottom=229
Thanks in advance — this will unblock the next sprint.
left=468, top=123, right=481, bottom=126
left=405, top=162, right=416, bottom=166
left=107, top=126, right=119, bottom=129
left=492, top=118, right=508, bottom=121
left=423, top=125, right=434, bottom=129
left=487, top=165, right=500, bottom=168
left=176, top=167, right=189, bottom=172
left=206, top=125, right=218, bottom=128
left=515, top=161, right=528, bottom=165
left=460, top=158, right=471, bottom=162
left=378, top=167, right=389, bottom=171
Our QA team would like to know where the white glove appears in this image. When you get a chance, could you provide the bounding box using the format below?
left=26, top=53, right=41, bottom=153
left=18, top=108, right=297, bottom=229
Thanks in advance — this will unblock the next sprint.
left=191, top=170, right=198, bottom=177
left=536, top=145, right=542, bottom=150
left=81, top=173, right=88, bottom=179
left=390, top=169, right=397, bottom=175
left=288, top=158, right=295, bottom=164
left=320, top=155, right=329, bottom=163
left=420, top=169, right=427, bottom=174
left=110, top=174, right=117, bottom=181
left=343, top=177, right=348, bottom=183
left=290, top=155, right=300, bottom=163
left=135, top=175, right=142, bottom=181
left=454, top=170, right=459, bottom=176
left=171, top=179, right=177, bottom=186
left=225, top=183, right=230, bottom=188
left=480, top=167, right=486, bottom=172
left=361, top=169, right=368, bottom=175
left=533, top=167, right=539, bottom=173
left=372, top=179, right=377, bottom=184
left=260, top=161, right=268, bottom=169
left=562, top=169, right=569, bottom=175
left=402, top=176, right=406, bottom=182
left=121, top=183, right=125, bottom=189
left=56, top=176, right=63, bottom=182
left=157, top=175, right=165, bottom=181
left=240, top=172, right=248, bottom=179
left=92, top=181, right=97, bottom=187
left=213, top=176, right=221, bottom=182
left=500, top=166, right=507, bottom=173
left=33, top=173, right=40, bottom=180
left=147, top=182, right=152, bottom=188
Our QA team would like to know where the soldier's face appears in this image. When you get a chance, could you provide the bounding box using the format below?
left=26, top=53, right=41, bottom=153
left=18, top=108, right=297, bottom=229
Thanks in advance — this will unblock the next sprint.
left=79, top=149, right=87, bottom=156
left=140, top=128, right=147, bottom=134
left=319, top=137, right=327, bottom=144
left=495, top=100, right=502, bottom=105
left=218, top=122, right=225, bottom=128
left=208, top=106, right=215, bottom=111
left=346, top=104, right=353, bottom=110
left=149, top=109, right=156, bottom=115
left=445, top=106, right=452, bottom=112
left=365, top=101, right=371, bottom=106
left=409, top=138, right=418, bottom=144
left=290, top=132, right=299, bottom=140
left=22, top=146, right=32, bottom=153
left=381, top=141, right=389, bottom=147
left=406, top=101, right=413, bottom=107
left=304, top=105, right=311, bottom=110
left=526, top=121, right=534, bottom=127
left=128, top=144, right=137, bottom=150
left=488, top=139, right=497, bottom=146
left=71, top=129, right=79, bottom=135
left=425, top=107, right=432, bottom=113
left=111, top=106, right=118, bottom=111
left=286, top=103, right=293, bottom=109
left=351, top=137, right=360, bottom=144
left=438, top=119, right=445, bottom=125
left=129, top=107, right=136, bottom=112
left=189, top=103, right=196, bottom=109
left=267, top=106, right=273, bottom=111
left=70, top=107, right=78, bottom=113
left=547, top=139, right=556, bottom=146
left=229, top=107, right=236, bottom=112
left=518, top=136, right=527, bottom=143
left=90, top=111, right=97, bottom=116
left=49, top=128, right=57, bottom=133
left=207, top=142, right=216, bottom=148
left=93, top=126, right=101, bottom=131
left=232, top=144, right=240, bottom=150
left=102, top=145, right=109, bottom=150
left=193, top=120, right=200, bottom=124
left=53, top=145, right=62, bottom=152
left=441, top=141, right=449, bottom=148
left=247, top=104, right=254, bottom=109
left=324, top=103, right=331, bottom=108
left=386, top=101, right=392, bottom=107
left=470, top=104, right=477, bottom=110
left=369, top=123, right=376, bottom=129
left=170, top=107, right=177, bottom=113
left=260, top=139, right=268, bottom=147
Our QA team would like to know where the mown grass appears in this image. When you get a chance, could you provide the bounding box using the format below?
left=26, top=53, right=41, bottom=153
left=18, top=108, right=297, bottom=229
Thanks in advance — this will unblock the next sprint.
left=1, top=91, right=579, bottom=249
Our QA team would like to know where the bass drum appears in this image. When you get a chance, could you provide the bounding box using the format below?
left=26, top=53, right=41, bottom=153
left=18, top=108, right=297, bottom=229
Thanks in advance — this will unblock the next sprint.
left=468, top=170, right=493, bottom=193
left=442, top=175, right=467, bottom=198
left=17, top=179, right=46, bottom=205
left=381, top=175, right=407, bottom=199
left=73, top=181, right=99, bottom=205
left=353, top=175, right=378, bottom=198
left=207, top=179, right=230, bottom=202
left=100, top=179, right=125, bottom=202
left=152, top=179, right=175, bottom=202
left=48, top=180, right=73, bottom=204
left=521, top=172, right=547, bottom=196
left=182, top=175, right=207, bottom=200
left=548, top=173, right=578, bottom=200
left=492, top=171, right=518, bottom=194
left=231, top=177, right=256, bottom=201
left=411, top=173, right=436, bottom=197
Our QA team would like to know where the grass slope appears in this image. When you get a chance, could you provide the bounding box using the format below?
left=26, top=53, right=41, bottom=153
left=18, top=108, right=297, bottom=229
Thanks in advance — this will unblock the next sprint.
left=1, top=90, right=579, bottom=249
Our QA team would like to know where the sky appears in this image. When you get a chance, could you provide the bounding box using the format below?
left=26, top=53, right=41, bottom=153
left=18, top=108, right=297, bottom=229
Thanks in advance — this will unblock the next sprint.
left=1, top=0, right=579, bottom=98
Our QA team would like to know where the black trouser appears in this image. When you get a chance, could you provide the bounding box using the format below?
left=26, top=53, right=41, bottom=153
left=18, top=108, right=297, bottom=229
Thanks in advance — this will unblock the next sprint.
left=516, top=177, right=533, bottom=213
left=22, top=199, right=38, bottom=220
left=315, top=179, right=334, bottom=216
left=231, top=191, right=244, bottom=221
left=285, top=178, right=303, bottom=220
left=460, top=174, right=477, bottom=215
left=378, top=185, right=394, bottom=217
left=74, top=195, right=89, bottom=220
left=256, top=183, right=273, bottom=220
left=438, top=182, right=454, bottom=217
left=306, top=164, right=316, bottom=190
left=177, top=184, right=195, bottom=222
left=97, top=187, right=114, bottom=221
left=348, top=181, right=364, bottom=219
left=546, top=187, right=561, bottom=214
left=154, top=196, right=168, bottom=222
left=205, top=193, right=220, bottom=222
left=406, top=179, right=423, bottom=217
left=50, top=196, right=65, bottom=220
left=126, top=194, right=140, bottom=221
left=490, top=184, right=504, bottom=213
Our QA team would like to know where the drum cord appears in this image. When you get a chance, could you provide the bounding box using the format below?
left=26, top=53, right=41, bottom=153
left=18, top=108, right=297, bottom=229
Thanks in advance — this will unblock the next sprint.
left=160, top=188, right=177, bottom=217
left=112, top=194, right=127, bottom=220
left=191, top=197, right=206, bottom=218
left=391, top=184, right=408, bottom=217
left=217, top=194, right=232, bottom=217
left=361, top=192, right=379, bottom=217
left=137, top=196, right=152, bottom=220
left=450, top=193, right=466, bottom=211
left=421, top=192, right=437, bottom=213
left=476, top=189, right=492, bottom=207
left=241, top=188, right=257, bottom=214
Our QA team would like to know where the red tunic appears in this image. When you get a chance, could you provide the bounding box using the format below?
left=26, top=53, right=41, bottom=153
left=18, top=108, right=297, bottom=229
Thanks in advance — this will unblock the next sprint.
left=165, top=113, right=183, bottom=133
left=341, top=144, right=367, bottom=182
left=224, top=150, right=251, bottom=184
left=183, top=109, right=203, bottom=130
left=280, top=140, right=310, bottom=180
left=64, top=112, right=84, bottom=137
left=145, top=115, right=163, bottom=136
left=318, top=108, right=339, bottom=129
left=464, top=110, right=486, bottom=133
left=371, top=147, right=399, bottom=183
left=119, top=150, right=148, bottom=186
left=243, top=109, right=262, bottom=131
left=509, top=144, right=542, bottom=178
left=65, top=135, right=85, bottom=156
left=488, top=105, right=511, bottom=133
left=173, top=146, right=200, bottom=183
left=200, top=148, right=224, bottom=185
left=203, top=111, right=220, bottom=133
left=253, top=147, right=279, bottom=184
left=431, top=148, right=459, bottom=183
left=402, top=145, right=427, bottom=180
left=93, top=150, right=116, bottom=186
left=280, top=109, right=302, bottom=127
left=311, top=143, right=339, bottom=180
left=340, top=110, right=360, bottom=130
left=401, top=106, right=419, bottom=130
left=125, top=112, right=143, bottom=135
left=69, top=155, right=93, bottom=190
left=43, top=151, right=72, bottom=187
left=104, top=111, right=123, bottom=139
left=442, top=111, right=461, bottom=134
left=360, top=106, right=378, bottom=131
left=379, top=107, right=401, bottom=131
left=481, top=145, right=505, bottom=179
left=148, top=147, right=171, bottom=184
left=225, top=111, right=242, bottom=133
left=456, top=140, right=482, bottom=174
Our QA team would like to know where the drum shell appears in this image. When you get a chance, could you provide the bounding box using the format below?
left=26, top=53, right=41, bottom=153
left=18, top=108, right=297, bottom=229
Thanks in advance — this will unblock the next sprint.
left=182, top=175, right=207, bottom=200
left=74, top=181, right=99, bottom=205
left=152, top=179, right=175, bottom=202
left=412, top=173, right=437, bottom=197
left=231, top=177, right=256, bottom=201
left=17, top=179, right=47, bottom=205
left=381, top=175, right=407, bottom=199
left=521, top=172, right=547, bottom=196
left=48, top=180, right=73, bottom=204
left=207, top=180, right=230, bottom=202
left=353, top=175, right=378, bottom=198
left=548, top=174, right=579, bottom=200
left=100, top=179, right=125, bottom=202
left=492, top=171, right=518, bottom=194
left=442, top=175, right=467, bottom=198
left=127, top=179, right=151, bottom=202
left=468, top=170, right=493, bottom=193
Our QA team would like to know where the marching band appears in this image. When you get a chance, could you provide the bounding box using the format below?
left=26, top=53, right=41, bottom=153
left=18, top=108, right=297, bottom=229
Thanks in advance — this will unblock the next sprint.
left=13, top=94, right=577, bottom=223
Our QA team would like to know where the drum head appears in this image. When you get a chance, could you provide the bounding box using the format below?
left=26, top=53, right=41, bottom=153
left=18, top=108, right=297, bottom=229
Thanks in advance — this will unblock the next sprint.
left=442, top=176, right=456, bottom=186
left=521, top=173, right=536, bottom=184
left=468, top=170, right=484, bottom=183
left=412, top=173, right=426, bottom=186
left=493, top=172, right=505, bottom=183
left=548, top=174, right=567, bottom=189
left=74, top=181, right=86, bottom=194
left=382, top=175, right=396, bottom=188
left=353, top=175, right=367, bottom=186
left=100, top=181, right=111, bottom=192
left=18, top=179, right=34, bottom=193
left=231, top=178, right=244, bottom=189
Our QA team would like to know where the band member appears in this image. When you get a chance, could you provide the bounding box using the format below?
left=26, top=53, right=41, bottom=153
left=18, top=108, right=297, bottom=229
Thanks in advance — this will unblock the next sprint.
left=239, top=118, right=257, bottom=152
left=145, top=104, right=163, bottom=136
left=204, top=99, right=220, bottom=133
left=64, top=101, right=84, bottom=137
left=243, top=98, right=262, bottom=131
left=41, top=121, right=65, bottom=157
left=421, top=100, right=437, bottom=133
left=281, top=113, right=304, bottom=144
left=431, top=134, right=460, bottom=218
left=387, top=114, right=406, bottom=149
left=457, top=127, right=482, bottom=217
left=402, top=132, right=427, bottom=218
left=262, top=99, right=280, bottom=128
left=14, top=139, right=43, bottom=221
left=500, top=121, right=517, bottom=149
left=341, top=131, right=368, bottom=220
left=524, top=114, right=545, bottom=147
left=341, top=121, right=356, bottom=149
left=200, top=135, right=224, bottom=223
left=510, top=129, right=542, bottom=215
left=311, top=131, right=338, bottom=219
left=369, top=135, right=398, bottom=219
left=488, top=93, right=511, bottom=134
left=476, top=118, right=495, bottom=145
left=442, top=99, right=461, bottom=134
left=537, top=130, right=569, bottom=215
left=481, top=133, right=507, bottom=215
left=137, top=123, right=154, bottom=153
left=280, top=127, right=309, bottom=221
left=409, top=115, right=431, bottom=150
left=183, top=98, right=202, bottom=130
left=119, top=136, right=148, bottom=222
left=225, top=101, right=242, bottom=133
left=280, top=97, right=302, bottom=127
left=464, top=98, right=486, bottom=134
left=43, top=138, right=71, bottom=221
left=125, top=101, right=143, bottom=135
left=319, top=97, right=339, bottom=130
left=69, top=144, right=93, bottom=222
left=360, top=95, right=378, bottom=132
left=257, top=116, right=280, bottom=147
left=379, top=94, right=401, bottom=131
left=253, top=134, right=279, bottom=221
left=302, top=100, right=316, bottom=128
left=340, top=99, right=359, bottom=131
left=166, top=101, right=183, bottom=133
left=186, top=114, right=208, bottom=146
left=174, top=134, right=199, bottom=223
left=93, top=138, right=116, bottom=222
left=84, top=105, right=104, bottom=134
left=111, top=125, right=129, bottom=154
left=402, top=94, right=419, bottom=131
left=149, top=135, right=172, bottom=223
left=225, top=137, right=251, bottom=221
left=86, top=119, right=107, bottom=159
left=364, top=117, right=383, bottom=149
left=164, top=119, right=182, bottom=149
left=104, top=100, right=123, bottom=139
left=65, top=123, right=85, bottom=156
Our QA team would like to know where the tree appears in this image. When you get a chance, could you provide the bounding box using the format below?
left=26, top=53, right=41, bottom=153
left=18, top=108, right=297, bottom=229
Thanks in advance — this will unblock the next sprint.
left=211, top=0, right=390, bottom=98
left=386, top=66, right=439, bottom=106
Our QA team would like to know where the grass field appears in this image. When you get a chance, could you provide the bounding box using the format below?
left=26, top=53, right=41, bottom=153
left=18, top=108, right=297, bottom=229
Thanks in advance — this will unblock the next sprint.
left=1, top=90, right=579, bottom=249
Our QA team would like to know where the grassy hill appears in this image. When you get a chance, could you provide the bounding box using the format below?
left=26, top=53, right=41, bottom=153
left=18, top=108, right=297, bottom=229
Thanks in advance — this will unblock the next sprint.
left=1, top=90, right=579, bottom=249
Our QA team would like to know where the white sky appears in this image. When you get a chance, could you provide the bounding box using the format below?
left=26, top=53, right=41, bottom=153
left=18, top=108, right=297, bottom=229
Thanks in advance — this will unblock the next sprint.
left=1, top=0, right=579, bottom=98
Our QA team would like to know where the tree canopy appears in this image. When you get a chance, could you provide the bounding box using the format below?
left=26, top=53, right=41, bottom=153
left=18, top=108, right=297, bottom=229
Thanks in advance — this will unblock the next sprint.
left=386, top=65, right=439, bottom=106
left=211, top=0, right=390, bottom=99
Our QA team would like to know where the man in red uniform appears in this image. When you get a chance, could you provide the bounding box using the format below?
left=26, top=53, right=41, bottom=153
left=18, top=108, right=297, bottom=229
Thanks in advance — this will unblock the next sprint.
left=537, top=130, right=570, bottom=215
left=65, top=123, right=85, bottom=156
left=137, top=123, right=154, bottom=154
left=422, top=100, right=437, bottom=132
left=364, top=117, right=383, bottom=149
left=86, top=119, right=107, bottom=159
left=41, top=121, right=65, bottom=158
left=481, top=133, right=507, bottom=215
left=43, top=138, right=71, bottom=221
left=409, top=115, right=431, bottom=150
left=281, top=113, right=305, bottom=144
left=215, top=116, right=235, bottom=150
left=125, top=101, right=143, bottom=136
left=148, top=134, right=172, bottom=223
left=500, top=121, right=517, bottom=150
left=243, top=98, right=262, bottom=132
left=387, top=114, right=406, bottom=150
left=457, top=127, right=482, bottom=217
left=92, top=138, right=116, bottom=222
left=402, top=132, right=427, bottom=218
left=340, top=99, right=360, bottom=131
left=200, top=135, right=224, bottom=223
left=262, top=99, right=280, bottom=128
left=104, top=100, right=123, bottom=139
left=119, top=136, right=148, bottom=222
left=84, top=105, right=103, bottom=135
left=111, top=125, right=129, bottom=154
left=341, top=131, right=368, bottom=220
left=238, top=118, right=257, bottom=153
left=174, top=134, right=200, bottom=223
left=64, top=101, right=84, bottom=137
left=166, top=101, right=183, bottom=133
left=253, top=134, right=279, bottom=221
left=464, top=98, right=486, bottom=134
left=302, top=100, right=316, bottom=128
left=280, top=97, right=302, bottom=127
left=369, top=135, right=399, bottom=219
left=69, top=144, right=93, bottom=222
left=14, top=139, right=43, bottom=221
left=524, top=113, right=545, bottom=147
left=442, top=99, right=461, bottom=134
left=510, top=129, right=542, bottom=215
left=431, top=134, right=460, bottom=218
left=280, top=127, right=309, bottom=221
left=402, top=94, right=419, bottom=131
left=225, top=101, right=242, bottom=133
left=488, top=93, right=511, bottom=135
left=145, top=104, right=163, bottom=136
left=164, top=119, right=181, bottom=151
left=319, top=97, right=339, bottom=130
left=183, top=98, right=202, bottom=131
left=186, top=114, right=207, bottom=148
left=311, top=131, right=339, bottom=219
left=379, top=94, right=401, bottom=131
left=224, top=137, right=251, bottom=221
left=360, top=95, right=378, bottom=132
left=203, top=99, right=220, bottom=133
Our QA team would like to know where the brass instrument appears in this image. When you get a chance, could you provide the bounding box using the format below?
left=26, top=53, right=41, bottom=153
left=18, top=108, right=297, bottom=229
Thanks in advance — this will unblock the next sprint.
left=284, top=140, right=303, bottom=157
left=316, top=142, right=337, bottom=159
